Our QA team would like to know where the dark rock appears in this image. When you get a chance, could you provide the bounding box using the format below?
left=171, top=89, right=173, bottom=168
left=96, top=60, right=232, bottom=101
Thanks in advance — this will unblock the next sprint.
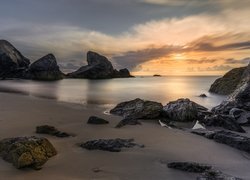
left=0, top=40, right=30, bottom=79
left=0, top=136, right=57, bottom=169
left=115, top=118, right=141, bottom=128
left=153, top=74, right=161, bottom=77
left=213, top=130, right=250, bottom=154
left=192, top=129, right=250, bottom=154
left=79, top=138, right=144, bottom=152
left=36, top=125, right=71, bottom=138
left=167, top=162, right=212, bottom=173
left=110, top=98, right=163, bottom=119
left=29, top=54, right=63, bottom=81
left=67, top=51, right=133, bottom=79
left=87, top=116, right=109, bottom=124
left=209, top=66, right=246, bottom=95
left=191, top=129, right=216, bottom=139
left=197, top=169, right=243, bottom=180
left=199, top=114, right=245, bottom=133
left=167, top=161, right=242, bottom=180
left=229, top=108, right=250, bottom=125
left=162, top=98, right=208, bottom=122
left=199, top=94, right=207, bottom=98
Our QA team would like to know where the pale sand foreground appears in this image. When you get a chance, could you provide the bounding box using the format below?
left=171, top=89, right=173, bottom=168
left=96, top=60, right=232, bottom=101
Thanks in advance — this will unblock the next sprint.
left=0, top=93, right=250, bottom=180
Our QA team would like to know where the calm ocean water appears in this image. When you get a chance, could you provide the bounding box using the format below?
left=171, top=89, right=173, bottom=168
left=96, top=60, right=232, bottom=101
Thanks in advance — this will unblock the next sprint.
left=0, top=76, right=226, bottom=109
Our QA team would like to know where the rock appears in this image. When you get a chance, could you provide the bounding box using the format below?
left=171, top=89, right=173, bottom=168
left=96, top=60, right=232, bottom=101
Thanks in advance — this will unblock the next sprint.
left=29, top=54, right=63, bottom=80
left=192, top=129, right=250, bottom=154
left=67, top=51, right=133, bottom=79
left=199, top=94, right=207, bottom=98
left=167, top=162, right=212, bottom=173
left=36, top=125, right=71, bottom=137
left=115, top=118, right=141, bottom=128
left=191, top=129, right=216, bottom=139
left=110, top=98, right=163, bottom=119
left=213, top=130, right=250, bottom=154
left=197, top=169, right=243, bottom=180
left=0, top=136, right=57, bottom=169
left=162, top=98, right=208, bottom=122
left=167, top=161, right=242, bottom=180
left=229, top=108, right=250, bottom=125
left=153, top=74, right=161, bottom=77
left=199, top=114, right=245, bottom=133
left=209, top=66, right=246, bottom=95
left=79, top=138, right=144, bottom=152
left=87, top=116, right=109, bottom=124
left=0, top=40, right=30, bottom=79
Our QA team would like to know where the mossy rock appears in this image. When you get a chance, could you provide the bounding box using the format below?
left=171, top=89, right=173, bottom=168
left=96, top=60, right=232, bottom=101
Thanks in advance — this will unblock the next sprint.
left=0, top=136, right=57, bottom=169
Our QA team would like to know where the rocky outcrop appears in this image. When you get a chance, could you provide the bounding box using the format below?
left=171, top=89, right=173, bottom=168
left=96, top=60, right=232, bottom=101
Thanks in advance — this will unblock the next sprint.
left=199, top=114, right=245, bottom=133
left=115, top=118, right=141, bottom=128
left=191, top=129, right=250, bottom=154
left=0, top=136, right=57, bottom=169
left=87, top=116, right=109, bottom=124
left=209, top=66, right=246, bottom=95
left=162, top=98, right=209, bottom=122
left=167, top=161, right=242, bottom=180
left=36, top=125, right=72, bottom=137
left=28, top=54, right=63, bottom=80
left=79, top=138, right=144, bottom=152
left=0, top=40, right=30, bottom=79
left=67, top=51, right=133, bottom=79
left=110, top=98, right=163, bottom=119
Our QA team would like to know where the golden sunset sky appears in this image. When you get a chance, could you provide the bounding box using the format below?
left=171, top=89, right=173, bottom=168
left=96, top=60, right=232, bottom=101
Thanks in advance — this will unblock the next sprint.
left=0, top=0, right=249, bottom=75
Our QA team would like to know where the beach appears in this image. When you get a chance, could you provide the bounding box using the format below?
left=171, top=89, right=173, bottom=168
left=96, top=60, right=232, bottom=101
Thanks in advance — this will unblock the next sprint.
left=0, top=92, right=250, bottom=180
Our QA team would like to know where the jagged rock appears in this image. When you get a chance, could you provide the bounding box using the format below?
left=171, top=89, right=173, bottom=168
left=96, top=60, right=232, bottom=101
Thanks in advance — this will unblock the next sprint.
left=29, top=54, right=63, bottom=80
left=229, top=108, right=250, bottom=125
left=67, top=51, right=133, bottom=79
left=87, top=116, right=109, bottom=124
left=209, top=66, right=246, bottom=95
left=199, top=114, right=245, bottom=133
left=162, top=98, right=209, bottom=122
left=0, top=40, right=30, bottom=79
left=110, top=98, right=163, bottom=119
left=192, top=129, right=250, bottom=154
left=197, top=169, right=243, bottom=180
left=36, top=125, right=71, bottom=137
left=115, top=118, right=141, bottom=128
left=79, top=138, right=144, bottom=152
left=167, top=161, right=242, bottom=180
left=0, top=136, right=57, bottom=169
left=199, top=94, right=207, bottom=98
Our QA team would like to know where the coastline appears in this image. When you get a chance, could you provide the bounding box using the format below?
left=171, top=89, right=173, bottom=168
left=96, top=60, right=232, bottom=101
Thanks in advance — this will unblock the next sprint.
left=0, top=92, right=250, bottom=180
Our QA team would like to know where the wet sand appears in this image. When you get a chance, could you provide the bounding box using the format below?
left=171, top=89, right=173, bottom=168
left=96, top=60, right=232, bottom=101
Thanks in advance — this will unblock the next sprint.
left=0, top=93, right=249, bottom=180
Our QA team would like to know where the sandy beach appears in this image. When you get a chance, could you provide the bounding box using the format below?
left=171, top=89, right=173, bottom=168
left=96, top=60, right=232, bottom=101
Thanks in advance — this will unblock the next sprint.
left=0, top=92, right=249, bottom=180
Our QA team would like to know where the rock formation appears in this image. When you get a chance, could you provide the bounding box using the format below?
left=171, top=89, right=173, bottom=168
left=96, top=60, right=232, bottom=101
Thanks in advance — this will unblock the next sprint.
left=0, top=40, right=30, bottom=79
left=209, top=66, right=246, bottom=95
left=36, top=125, right=72, bottom=137
left=67, top=51, right=133, bottom=79
left=87, top=116, right=109, bottom=124
left=0, top=136, right=57, bottom=169
left=110, top=98, right=163, bottom=119
left=28, top=54, right=63, bottom=80
left=162, top=98, right=208, bottom=122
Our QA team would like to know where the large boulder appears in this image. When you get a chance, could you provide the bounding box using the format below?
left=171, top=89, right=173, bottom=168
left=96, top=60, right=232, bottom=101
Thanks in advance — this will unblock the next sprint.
left=209, top=66, right=246, bottom=95
left=0, top=40, right=30, bottom=79
left=29, top=54, right=63, bottom=80
left=162, top=98, right=208, bottom=122
left=0, top=136, right=57, bottom=169
left=110, top=98, right=163, bottom=119
left=67, top=51, right=133, bottom=79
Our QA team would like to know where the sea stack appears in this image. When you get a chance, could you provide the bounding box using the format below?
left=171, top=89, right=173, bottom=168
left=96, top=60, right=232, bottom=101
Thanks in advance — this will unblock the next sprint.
left=0, top=40, right=30, bottom=79
left=67, top=51, right=133, bottom=79
left=28, top=54, right=64, bottom=81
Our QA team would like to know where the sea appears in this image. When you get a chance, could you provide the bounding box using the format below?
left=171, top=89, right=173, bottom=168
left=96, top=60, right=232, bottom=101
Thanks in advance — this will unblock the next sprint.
left=0, top=76, right=226, bottom=109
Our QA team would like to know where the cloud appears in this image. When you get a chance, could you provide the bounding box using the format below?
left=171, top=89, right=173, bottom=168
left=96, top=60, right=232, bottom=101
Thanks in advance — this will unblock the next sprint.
left=224, top=57, right=250, bottom=65
left=186, top=58, right=218, bottom=64
left=202, top=65, right=233, bottom=71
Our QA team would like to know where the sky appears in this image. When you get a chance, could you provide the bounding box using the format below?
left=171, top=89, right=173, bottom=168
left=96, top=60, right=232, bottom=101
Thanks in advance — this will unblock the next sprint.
left=0, top=0, right=250, bottom=75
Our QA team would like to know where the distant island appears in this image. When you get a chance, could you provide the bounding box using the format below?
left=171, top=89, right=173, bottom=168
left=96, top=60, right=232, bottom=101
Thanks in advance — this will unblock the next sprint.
left=153, top=74, right=161, bottom=77
left=0, top=40, right=133, bottom=81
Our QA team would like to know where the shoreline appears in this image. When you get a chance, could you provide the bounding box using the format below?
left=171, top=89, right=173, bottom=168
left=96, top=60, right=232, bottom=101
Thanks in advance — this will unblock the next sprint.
left=0, top=92, right=249, bottom=180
